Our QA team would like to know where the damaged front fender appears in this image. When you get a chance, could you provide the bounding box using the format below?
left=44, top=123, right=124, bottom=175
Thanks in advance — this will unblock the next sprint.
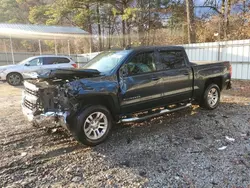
left=64, top=75, right=121, bottom=117
left=22, top=71, right=121, bottom=129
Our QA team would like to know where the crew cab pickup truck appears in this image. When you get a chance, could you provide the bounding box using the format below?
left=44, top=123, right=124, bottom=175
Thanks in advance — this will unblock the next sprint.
left=22, top=46, right=232, bottom=146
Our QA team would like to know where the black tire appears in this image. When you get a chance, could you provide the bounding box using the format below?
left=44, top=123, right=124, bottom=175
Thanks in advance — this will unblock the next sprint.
left=200, top=84, right=220, bottom=110
left=7, top=72, right=23, bottom=86
left=71, top=105, right=113, bottom=146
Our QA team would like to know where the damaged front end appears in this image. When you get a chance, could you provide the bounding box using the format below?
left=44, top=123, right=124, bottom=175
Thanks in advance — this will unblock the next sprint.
left=22, top=81, right=71, bottom=129
left=21, top=69, right=100, bottom=129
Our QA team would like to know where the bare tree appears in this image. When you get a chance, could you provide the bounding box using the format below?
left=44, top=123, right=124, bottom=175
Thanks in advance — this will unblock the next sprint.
left=185, top=0, right=196, bottom=43
left=96, top=3, right=102, bottom=51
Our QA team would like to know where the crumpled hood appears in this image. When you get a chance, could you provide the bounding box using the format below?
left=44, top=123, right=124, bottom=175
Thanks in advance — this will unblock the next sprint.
left=36, top=68, right=101, bottom=80
left=26, top=68, right=119, bottom=96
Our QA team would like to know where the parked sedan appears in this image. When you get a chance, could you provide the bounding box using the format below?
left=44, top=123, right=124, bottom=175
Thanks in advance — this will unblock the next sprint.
left=0, top=55, right=77, bottom=86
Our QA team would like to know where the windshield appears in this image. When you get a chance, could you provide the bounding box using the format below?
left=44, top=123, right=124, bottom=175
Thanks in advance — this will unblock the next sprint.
left=84, top=50, right=132, bottom=73
left=18, top=57, right=34, bottom=65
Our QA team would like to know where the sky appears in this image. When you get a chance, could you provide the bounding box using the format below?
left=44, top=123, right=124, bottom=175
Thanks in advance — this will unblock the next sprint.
left=194, top=0, right=248, bottom=16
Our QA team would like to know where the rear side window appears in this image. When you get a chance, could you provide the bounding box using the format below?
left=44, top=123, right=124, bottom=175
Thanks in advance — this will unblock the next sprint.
left=57, top=57, right=70, bottom=63
left=42, top=57, right=70, bottom=65
left=43, top=57, right=58, bottom=65
left=158, top=50, right=186, bottom=70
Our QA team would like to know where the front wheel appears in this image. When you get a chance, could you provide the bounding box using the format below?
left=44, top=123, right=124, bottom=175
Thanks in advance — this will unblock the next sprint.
left=72, top=105, right=113, bottom=146
left=7, top=72, right=23, bottom=86
left=200, top=84, right=221, bottom=110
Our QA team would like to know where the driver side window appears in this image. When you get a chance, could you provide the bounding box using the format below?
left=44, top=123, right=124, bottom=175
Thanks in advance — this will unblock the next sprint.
left=127, top=52, right=156, bottom=75
left=29, top=58, right=41, bottom=66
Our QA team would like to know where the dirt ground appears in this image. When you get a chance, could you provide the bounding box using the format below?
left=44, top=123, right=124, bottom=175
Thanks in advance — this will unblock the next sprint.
left=0, top=80, right=250, bottom=188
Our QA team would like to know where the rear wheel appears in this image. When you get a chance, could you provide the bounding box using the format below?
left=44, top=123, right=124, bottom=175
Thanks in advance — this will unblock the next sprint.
left=72, top=105, right=112, bottom=146
left=200, top=84, right=220, bottom=110
left=7, top=72, right=23, bottom=86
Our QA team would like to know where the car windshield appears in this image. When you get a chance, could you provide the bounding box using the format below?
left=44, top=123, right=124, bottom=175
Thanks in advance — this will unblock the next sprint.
left=18, top=57, right=34, bottom=65
left=84, top=50, right=132, bottom=74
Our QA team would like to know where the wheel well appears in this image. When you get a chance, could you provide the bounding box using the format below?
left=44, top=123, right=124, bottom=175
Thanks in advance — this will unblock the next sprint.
left=204, top=77, right=222, bottom=91
left=79, top=95, right=118, bottom=121
left=7, top=72, right=23, bottom=79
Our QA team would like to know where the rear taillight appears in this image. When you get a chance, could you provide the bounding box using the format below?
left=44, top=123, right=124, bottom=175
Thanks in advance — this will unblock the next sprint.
left=72, top=63, right=77, bottom=68
left=229, top=64, right=232, bottom=77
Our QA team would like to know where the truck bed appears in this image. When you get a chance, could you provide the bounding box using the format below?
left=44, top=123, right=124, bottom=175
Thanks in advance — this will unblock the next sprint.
left=191, top=60, right=231, bottom=101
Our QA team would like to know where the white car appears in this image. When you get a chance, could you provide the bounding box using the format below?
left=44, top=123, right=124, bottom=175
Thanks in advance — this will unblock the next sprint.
left=0, top=55, right=77, bottom=86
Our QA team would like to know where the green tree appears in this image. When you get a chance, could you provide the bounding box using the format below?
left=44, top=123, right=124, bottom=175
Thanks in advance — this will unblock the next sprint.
left=0, top=0, right=28, bottom=23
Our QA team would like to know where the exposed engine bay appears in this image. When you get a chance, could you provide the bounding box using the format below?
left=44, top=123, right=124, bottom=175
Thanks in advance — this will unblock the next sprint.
left=22, top=68, right=101, bottom=127
left=24, top=79, right=75, bottom=115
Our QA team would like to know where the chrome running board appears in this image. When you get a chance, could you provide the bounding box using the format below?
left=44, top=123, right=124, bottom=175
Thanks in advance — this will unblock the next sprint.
left=121, top=103, right=192, bottom=123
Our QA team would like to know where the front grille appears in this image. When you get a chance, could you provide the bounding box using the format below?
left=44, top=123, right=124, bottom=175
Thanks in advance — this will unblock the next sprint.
left=24, top=99, right=43, bottom=110
left=24, top=99, right=36, bottom=110
left=23, top=81, right=58, bottom=114
left=25, top=87, right=39, bottom=97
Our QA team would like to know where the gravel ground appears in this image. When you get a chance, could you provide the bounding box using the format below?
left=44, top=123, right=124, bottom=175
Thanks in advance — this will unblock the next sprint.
left=0, top=80, right=250, bottom=187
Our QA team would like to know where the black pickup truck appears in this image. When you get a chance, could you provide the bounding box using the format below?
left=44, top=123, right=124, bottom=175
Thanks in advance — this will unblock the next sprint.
left=22, top=46, right=232, bottom=146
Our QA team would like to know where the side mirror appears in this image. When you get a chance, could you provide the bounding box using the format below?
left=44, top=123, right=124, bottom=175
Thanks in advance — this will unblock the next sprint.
left=25, top=63, right=30, bottom=66
left=119, top=65, right=128, bottom=93
left=120, top=64, right=128, bottom=77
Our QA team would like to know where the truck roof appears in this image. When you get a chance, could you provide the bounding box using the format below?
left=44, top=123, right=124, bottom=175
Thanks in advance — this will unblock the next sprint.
left=109, top=45, right=185, bottom=52
left=31, top=55, right=71, bottom=58
left=127, top=45, right=185, bottom=51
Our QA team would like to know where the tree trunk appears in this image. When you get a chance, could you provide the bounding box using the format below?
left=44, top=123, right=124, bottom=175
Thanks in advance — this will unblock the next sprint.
left=122, top=19, right=126, bottom=47
left=102, top=17, right=105, bottom=49
left=137, top=0, right=145, bottom=46
left=185, top=0, right=196, bottom=43
left=126, top=20, right=131, bottom=45
left=110, top=17, right=116, bottom=48
left=108, top=15, right=111, bottom=49
left=121, top=0, right=127, bottom=48
left=96, top=3, right=102, bottom=51
left=147, top=0, right=151, bottom=45
left=86, top=4, right=93, bottom=52
left=221, top=0, right=226, bottom=40
left=225, top=0, right=232, bottom=39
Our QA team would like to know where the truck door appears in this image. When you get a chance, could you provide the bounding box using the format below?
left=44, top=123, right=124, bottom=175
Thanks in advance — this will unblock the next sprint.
left=118, top=50, right=164, bottom=114
left=156, top=49, right=193, bottom=104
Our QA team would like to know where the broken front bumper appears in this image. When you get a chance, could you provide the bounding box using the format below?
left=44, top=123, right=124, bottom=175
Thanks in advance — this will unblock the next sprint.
left=21, top=89, right=69, bottom=129
left=22, top=103, right=69, bottom=130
